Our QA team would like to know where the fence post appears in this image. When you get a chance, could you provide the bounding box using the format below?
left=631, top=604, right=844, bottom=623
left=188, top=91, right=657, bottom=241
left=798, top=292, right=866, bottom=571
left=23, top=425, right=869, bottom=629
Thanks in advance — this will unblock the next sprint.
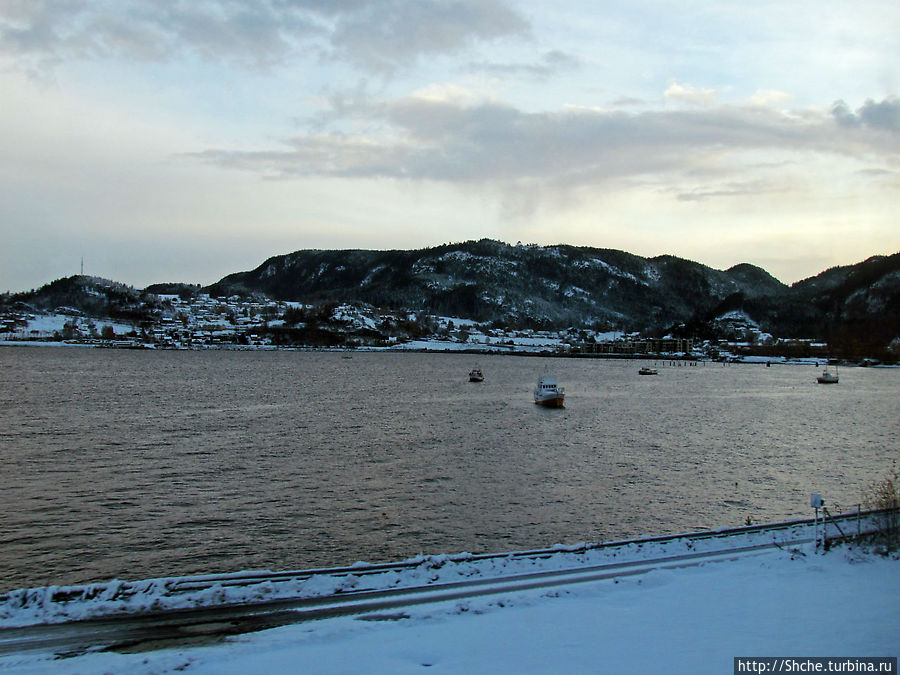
left=823, top=507, right=848, bottom=548
left=811, top=494, right=825, bottom=552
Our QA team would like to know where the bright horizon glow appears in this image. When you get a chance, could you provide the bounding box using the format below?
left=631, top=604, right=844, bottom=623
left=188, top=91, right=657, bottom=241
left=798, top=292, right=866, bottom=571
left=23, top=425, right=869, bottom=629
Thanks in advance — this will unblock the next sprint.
left=1, top=1, right=898, bottom=292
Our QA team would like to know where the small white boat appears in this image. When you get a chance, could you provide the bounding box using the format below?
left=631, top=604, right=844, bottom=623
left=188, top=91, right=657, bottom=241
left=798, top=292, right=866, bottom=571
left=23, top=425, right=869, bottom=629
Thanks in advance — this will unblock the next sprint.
left=468, top=368, right=484, bottom=382
left=817, top=366, right=839, bottom=384
left=534, top=376, right=565, bottom=407
left=638, top=366, right=658, bottom=375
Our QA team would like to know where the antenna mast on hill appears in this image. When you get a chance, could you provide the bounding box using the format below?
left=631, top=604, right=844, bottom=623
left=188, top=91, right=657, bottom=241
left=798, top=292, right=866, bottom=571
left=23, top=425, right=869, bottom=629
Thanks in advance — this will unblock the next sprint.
left=81, top=257, right=84, bottom=276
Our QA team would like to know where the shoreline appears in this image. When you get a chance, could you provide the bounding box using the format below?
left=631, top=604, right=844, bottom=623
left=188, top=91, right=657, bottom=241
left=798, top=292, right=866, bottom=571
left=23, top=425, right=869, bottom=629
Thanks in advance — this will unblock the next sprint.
left=3, top=339, right=894, bottom=367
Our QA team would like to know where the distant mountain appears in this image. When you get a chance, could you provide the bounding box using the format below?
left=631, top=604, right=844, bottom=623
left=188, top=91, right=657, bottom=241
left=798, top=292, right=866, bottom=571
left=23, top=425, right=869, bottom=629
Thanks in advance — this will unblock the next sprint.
left=3, top=275, right=162, bottom=323
left=723, top=263, right=786, bottom=297
left=4, top=242, right=897, bottom=350
left=788, top=254, right=900, bottom=355
left=792, top=254, right=900, bottom=319
left=675, top=253, right=900, bottom=347
left=206, top=239, right=795, bottom=334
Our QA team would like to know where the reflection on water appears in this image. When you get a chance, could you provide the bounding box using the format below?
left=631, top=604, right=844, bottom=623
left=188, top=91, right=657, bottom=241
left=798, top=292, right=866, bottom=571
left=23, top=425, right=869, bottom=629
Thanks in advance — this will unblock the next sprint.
left=0, top=346, right=897, bottom=590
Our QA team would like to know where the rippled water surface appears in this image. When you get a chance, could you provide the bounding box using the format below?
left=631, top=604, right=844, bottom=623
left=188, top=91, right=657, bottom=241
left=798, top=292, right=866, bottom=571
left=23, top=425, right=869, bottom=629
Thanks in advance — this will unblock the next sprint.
left=1, top=346, right=897, bottom=591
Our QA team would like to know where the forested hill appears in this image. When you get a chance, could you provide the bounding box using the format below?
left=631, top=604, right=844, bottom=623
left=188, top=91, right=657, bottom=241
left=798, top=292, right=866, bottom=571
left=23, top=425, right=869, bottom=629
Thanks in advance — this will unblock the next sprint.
left=206, top=239, right=899, bottom=339
left=205, top=240, right=783, bottom=332
left=5, top=241, right=898, bottom=345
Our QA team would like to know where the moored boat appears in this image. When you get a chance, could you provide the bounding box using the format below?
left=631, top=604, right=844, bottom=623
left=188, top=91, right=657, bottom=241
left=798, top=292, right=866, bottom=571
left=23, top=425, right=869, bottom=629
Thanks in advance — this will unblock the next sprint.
left=638, top=366, right=658, bottom=375
left=534, top=376, right=565, bottom=407
left=817, top=366, right=839, bottom=384
left=468, top=368, right=484, bottom=382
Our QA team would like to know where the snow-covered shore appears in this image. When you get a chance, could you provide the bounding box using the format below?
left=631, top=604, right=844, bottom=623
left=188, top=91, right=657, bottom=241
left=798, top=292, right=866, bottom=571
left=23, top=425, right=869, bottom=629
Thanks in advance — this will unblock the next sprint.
left=1, top=542, right=896, bottom=674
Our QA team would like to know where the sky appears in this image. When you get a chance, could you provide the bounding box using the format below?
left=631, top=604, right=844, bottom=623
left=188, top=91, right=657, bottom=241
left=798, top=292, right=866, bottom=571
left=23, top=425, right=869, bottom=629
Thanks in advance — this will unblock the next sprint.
left=1, top=1, right=898, bottom=293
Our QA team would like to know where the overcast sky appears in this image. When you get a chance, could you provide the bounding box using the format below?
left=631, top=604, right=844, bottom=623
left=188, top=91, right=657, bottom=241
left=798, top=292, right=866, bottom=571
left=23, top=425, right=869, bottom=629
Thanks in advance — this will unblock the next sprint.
left=1, top=0, right=898, bottom=291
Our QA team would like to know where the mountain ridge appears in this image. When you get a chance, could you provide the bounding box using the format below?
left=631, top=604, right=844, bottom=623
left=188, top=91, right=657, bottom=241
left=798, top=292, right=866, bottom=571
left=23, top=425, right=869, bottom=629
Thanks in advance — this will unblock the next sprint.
left=4, top=241, right=898, bottom=351
left=204, top=240, right=800, bottom=332
left=204, top=240, right=799, bottom=331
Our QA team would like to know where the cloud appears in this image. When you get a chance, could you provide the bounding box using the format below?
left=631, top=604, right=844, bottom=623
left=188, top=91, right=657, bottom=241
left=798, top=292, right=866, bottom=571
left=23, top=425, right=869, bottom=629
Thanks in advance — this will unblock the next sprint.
left=664, top=81, right=719, bottom=107
left=189, top=96, right=900, bottom=191
left=831, top=97, right=900, bottom=131
left=0, top=0, right=529, bottom=73
left=748, top=89, right=793, bottom=108
left=611, top=97, right=646, bottom=108
left=856, top=167, right=894, bottom=177
left=467, top=50, right=579, bottom=79
left=675, top=181, right=784, bottom=202
left=328, top=0, right=530, bottom=74
left=192, top=134, right=417, bottom=180
left=0, top=0, right=322, bottom=70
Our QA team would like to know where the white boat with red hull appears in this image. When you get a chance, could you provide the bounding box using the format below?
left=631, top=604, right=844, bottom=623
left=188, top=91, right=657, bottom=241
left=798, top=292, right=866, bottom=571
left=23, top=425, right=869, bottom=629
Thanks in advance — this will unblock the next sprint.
left=534, top=376, right=565, bottom=408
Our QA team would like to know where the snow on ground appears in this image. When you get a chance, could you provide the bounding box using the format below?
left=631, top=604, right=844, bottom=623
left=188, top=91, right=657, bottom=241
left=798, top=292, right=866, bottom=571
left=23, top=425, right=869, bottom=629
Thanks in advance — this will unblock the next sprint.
left=389, top=338, right=559, bottom=353
left=181, top=548, right=896, bottom=675
left=0, top=525, right=818, bottom=628
left=717, top=310, right=759, bottom=326
left=0, top=542, right=896, bottom=674
left=2, top=313, right=137, bottom=339
left=0, top=340, right=87, bottom=348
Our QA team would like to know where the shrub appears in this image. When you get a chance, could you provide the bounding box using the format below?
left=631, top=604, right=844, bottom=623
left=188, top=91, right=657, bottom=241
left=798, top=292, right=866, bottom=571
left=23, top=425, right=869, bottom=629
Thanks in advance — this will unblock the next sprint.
left=862, top=460, right=899, bottom=551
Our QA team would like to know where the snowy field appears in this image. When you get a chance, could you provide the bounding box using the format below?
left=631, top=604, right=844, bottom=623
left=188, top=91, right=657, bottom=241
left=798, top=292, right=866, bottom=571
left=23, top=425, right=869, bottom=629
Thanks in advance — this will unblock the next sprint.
left=0, top=313, right=136, bottom=340
left=1, top=543, right=896, bottom=674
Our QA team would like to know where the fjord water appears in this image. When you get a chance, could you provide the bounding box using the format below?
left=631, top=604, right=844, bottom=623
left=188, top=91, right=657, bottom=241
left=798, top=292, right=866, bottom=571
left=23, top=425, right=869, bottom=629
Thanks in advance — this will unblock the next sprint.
left=1, top=347, right=897, bottom=591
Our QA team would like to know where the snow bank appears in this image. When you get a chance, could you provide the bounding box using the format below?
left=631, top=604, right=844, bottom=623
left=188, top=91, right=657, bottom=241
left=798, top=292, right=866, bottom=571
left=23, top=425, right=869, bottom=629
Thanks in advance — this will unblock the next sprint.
left=0, top=522, right=817, bottom=628
left=1, top=545, right=896, bottom=674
